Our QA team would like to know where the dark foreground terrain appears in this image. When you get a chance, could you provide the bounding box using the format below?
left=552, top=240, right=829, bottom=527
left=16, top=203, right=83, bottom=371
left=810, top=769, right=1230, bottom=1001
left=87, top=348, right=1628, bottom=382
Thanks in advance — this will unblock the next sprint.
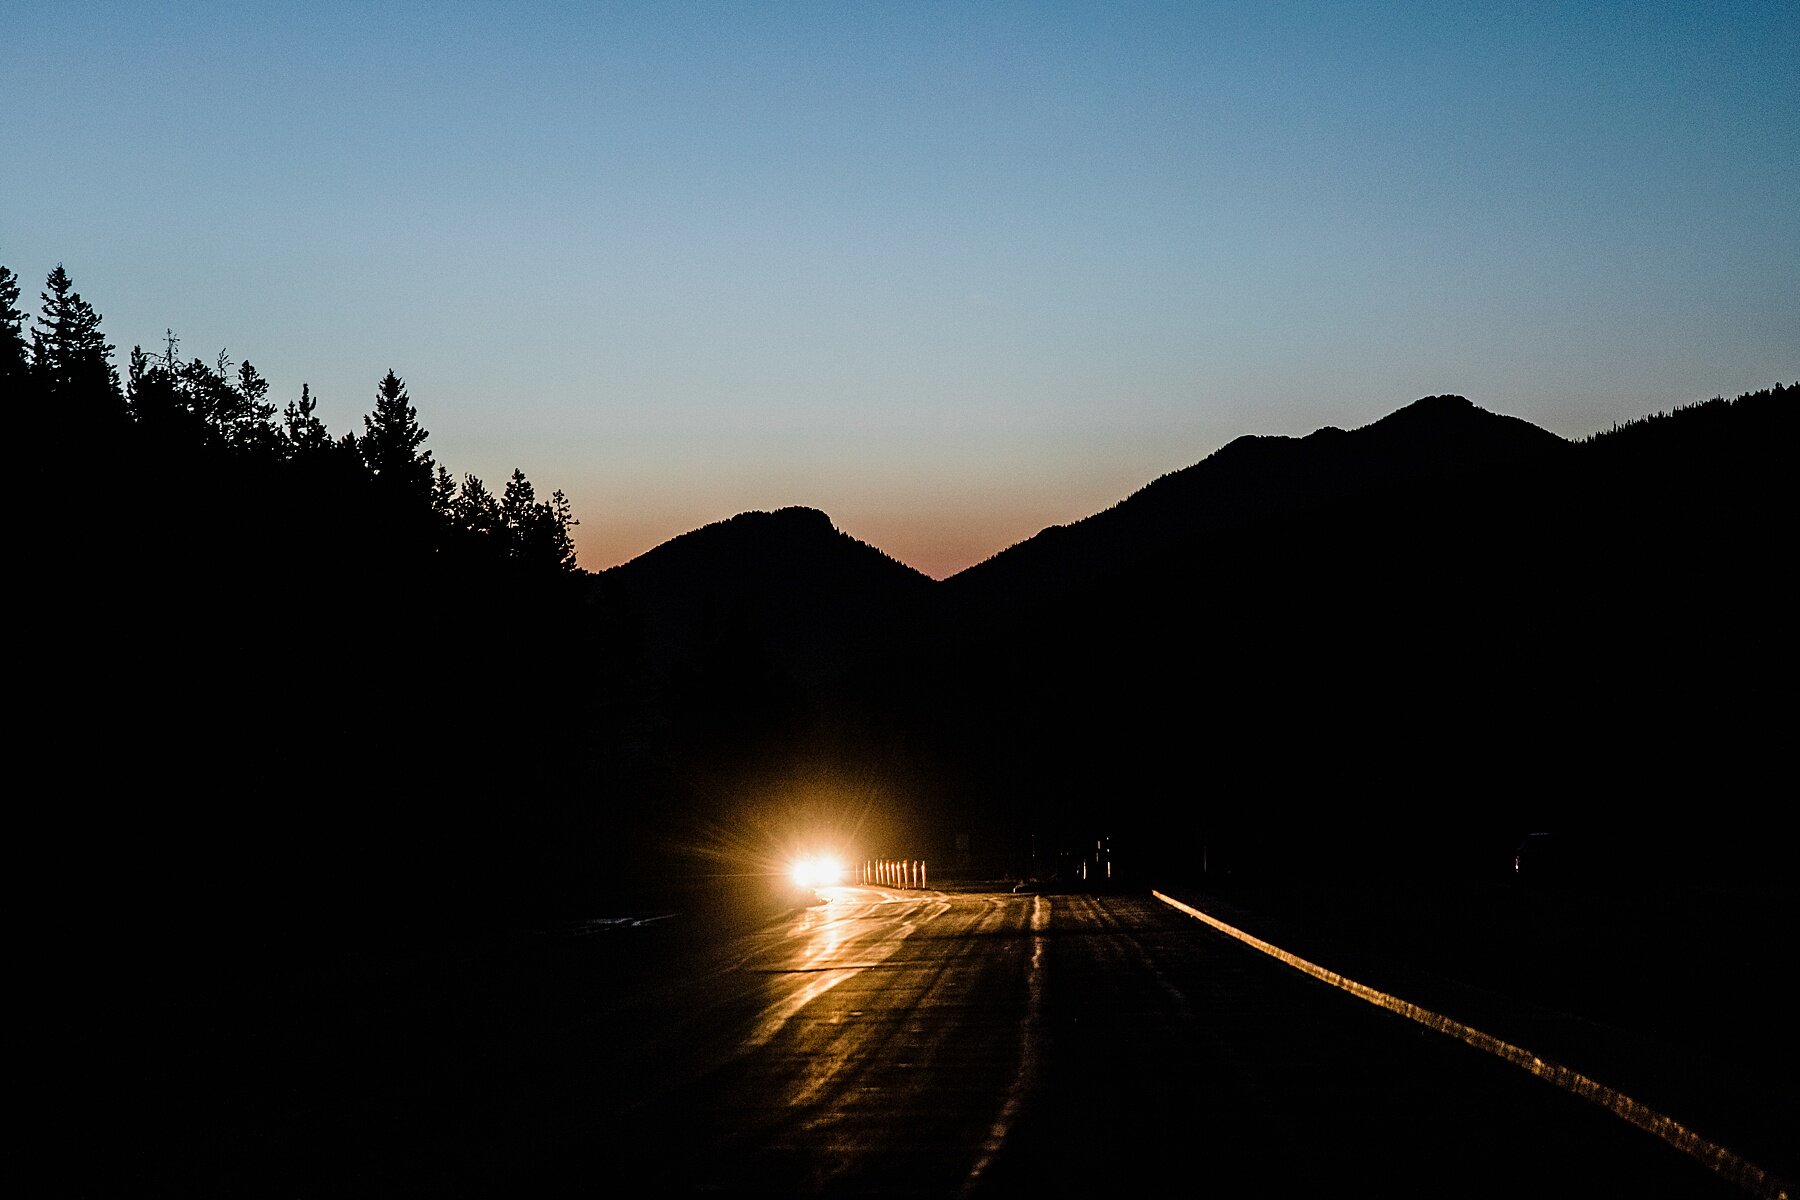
left=60, top=863, right=1796, bottom=1199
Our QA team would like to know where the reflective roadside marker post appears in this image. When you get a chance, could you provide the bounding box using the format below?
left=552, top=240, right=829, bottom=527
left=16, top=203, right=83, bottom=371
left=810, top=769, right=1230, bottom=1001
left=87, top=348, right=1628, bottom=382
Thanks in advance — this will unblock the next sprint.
left=861, top=858, right=928, bottom=889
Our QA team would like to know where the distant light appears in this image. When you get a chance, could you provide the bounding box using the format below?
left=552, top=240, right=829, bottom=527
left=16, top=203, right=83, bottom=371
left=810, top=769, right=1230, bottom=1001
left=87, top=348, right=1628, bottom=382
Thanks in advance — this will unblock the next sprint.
left=790, top=854, right=845, bottom=888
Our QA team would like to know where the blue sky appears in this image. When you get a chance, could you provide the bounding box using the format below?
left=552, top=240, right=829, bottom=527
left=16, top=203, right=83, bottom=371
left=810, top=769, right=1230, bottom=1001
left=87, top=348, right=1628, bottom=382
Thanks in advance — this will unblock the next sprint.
left=7, top=1, right=1796, bottom=577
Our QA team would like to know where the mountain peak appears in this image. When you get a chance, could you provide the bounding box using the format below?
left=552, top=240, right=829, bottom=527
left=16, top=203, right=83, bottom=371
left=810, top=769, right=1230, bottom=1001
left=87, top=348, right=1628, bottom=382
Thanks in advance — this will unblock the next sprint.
left=749, top=505, right=834, bottom=529
left=603, top=502, right=932, bottom=593
left=1355, top=393, right=1478, bottom=432
left=596, top=503, right=932, bottom=692
left=1403, top=392, right=1472, bottom=412
left=947, top=393, right=1573, bottom=596
left=1356, top=392, right=1570, bottom=456
left=700, top=505, right=835, bottom=535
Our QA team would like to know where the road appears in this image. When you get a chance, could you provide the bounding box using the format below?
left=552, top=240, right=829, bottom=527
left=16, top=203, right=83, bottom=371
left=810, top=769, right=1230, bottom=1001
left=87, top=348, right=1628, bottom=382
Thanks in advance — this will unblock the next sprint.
left=120, top=884, right=1790, bottom=1198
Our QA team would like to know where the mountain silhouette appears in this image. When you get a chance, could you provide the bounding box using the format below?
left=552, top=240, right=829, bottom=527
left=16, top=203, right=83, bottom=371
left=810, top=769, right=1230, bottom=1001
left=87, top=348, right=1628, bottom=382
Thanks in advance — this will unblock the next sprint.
left=945, top=394, right=1573, bottom=608
left=593, top=505, right=935, bottom=693
left=589, top=385, right=1792, bottom=888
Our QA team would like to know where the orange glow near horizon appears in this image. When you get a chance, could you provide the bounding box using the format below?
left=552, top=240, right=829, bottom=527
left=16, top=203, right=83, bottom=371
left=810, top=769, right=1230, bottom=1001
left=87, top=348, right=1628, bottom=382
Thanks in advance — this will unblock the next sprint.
left=571, top=490, right=1127, bottom=581
left=575, top=512, right=1027, bottom=582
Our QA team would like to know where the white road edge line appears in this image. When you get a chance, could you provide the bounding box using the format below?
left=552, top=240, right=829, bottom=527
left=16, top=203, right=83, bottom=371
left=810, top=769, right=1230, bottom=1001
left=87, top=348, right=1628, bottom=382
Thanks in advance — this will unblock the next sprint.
left=1151, top=890, right=1791, bottom=1200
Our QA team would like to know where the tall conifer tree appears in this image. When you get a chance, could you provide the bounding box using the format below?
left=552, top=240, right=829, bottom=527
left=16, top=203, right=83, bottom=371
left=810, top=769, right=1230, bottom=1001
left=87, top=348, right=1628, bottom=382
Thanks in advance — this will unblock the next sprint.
left=0, top=263, right=29, bottom=391
left=281, top=382, right=331, bottom=456
left=360, top=369, right=435, bottom=503
left=31, top=264, right=122, bottom=424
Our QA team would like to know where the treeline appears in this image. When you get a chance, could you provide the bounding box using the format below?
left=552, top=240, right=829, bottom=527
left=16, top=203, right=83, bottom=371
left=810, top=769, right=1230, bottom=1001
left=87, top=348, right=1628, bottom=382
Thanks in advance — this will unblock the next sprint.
left=1580, top=382, right=1795, bottom=448
left=5, top=260, right=579, bottom=575
left=8, top=257, right=623, bottom=936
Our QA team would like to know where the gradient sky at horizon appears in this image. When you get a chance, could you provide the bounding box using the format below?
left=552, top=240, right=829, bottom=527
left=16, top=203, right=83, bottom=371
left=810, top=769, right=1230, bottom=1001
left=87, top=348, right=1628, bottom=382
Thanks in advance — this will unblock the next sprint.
left=7, top=1, right=1796, bottom=578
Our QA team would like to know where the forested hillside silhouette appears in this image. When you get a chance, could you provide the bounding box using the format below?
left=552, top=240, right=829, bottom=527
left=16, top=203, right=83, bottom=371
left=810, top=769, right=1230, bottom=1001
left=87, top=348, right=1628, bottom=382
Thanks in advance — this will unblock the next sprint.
left=8, top=260, right=610, bottom=954
left=897, top=388, right=1794, bottom=885
left=18, top=249, right=1790, bottom=1200
left=589, top=385, right=1796, bottom=891
left=12, top=253, right=1793, bottom=934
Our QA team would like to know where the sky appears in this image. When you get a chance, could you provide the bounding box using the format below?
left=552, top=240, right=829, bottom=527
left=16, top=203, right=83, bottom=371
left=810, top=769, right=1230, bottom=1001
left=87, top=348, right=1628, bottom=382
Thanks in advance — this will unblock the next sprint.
left=6, top=1, right=1796, bottom=579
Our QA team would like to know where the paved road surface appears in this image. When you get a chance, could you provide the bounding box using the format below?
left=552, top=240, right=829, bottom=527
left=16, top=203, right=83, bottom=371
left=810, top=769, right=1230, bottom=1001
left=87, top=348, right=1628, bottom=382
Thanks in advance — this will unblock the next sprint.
left=100, top=885, right=1790, bottom=1198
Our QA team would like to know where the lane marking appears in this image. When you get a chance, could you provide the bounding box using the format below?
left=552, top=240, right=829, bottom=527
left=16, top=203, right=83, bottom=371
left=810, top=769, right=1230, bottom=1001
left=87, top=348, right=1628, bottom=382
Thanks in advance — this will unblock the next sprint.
left=1152, top=890, right=1792, bottom=1200
left=962, top=893, right=1048, bottom=1195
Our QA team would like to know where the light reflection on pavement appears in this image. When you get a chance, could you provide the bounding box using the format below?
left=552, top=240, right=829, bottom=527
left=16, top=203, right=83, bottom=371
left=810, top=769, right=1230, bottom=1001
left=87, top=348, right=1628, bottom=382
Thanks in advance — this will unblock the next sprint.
left=744, top=887, right=953, bottom=1052
left=304, top=887, right=1776, bottom=1199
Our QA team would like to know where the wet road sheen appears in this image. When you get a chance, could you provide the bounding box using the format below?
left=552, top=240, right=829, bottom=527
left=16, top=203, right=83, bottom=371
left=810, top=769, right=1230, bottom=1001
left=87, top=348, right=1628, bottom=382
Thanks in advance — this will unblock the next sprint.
left=334, top=886, right=1757, bottom=1198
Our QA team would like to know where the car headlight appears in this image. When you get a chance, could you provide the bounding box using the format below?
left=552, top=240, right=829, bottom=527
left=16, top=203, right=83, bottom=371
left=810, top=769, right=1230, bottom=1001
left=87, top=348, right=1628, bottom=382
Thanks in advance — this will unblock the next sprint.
left=789, top=854, right=845, bottom=888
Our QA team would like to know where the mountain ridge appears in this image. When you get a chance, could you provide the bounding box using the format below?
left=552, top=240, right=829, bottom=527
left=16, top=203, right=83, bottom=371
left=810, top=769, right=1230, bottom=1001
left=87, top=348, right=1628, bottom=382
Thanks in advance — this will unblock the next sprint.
left=591, top=503, right=936, bottom=697
left=577, top=383, right=1792, bottom=886
left=594, top=387, right=1788, bottom=598
left=939, top=393, right=1576, bottom=605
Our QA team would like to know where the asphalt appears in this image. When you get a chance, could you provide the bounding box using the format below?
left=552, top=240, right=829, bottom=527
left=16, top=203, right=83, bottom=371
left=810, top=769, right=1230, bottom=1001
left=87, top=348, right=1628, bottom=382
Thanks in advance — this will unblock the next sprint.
left=62, top=867, right=1796, bottom=1197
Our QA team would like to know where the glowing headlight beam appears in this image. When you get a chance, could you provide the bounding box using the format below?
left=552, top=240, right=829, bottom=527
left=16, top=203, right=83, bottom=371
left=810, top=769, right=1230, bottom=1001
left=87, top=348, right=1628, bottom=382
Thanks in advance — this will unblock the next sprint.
left=789, top=854, right=846, bottom=889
